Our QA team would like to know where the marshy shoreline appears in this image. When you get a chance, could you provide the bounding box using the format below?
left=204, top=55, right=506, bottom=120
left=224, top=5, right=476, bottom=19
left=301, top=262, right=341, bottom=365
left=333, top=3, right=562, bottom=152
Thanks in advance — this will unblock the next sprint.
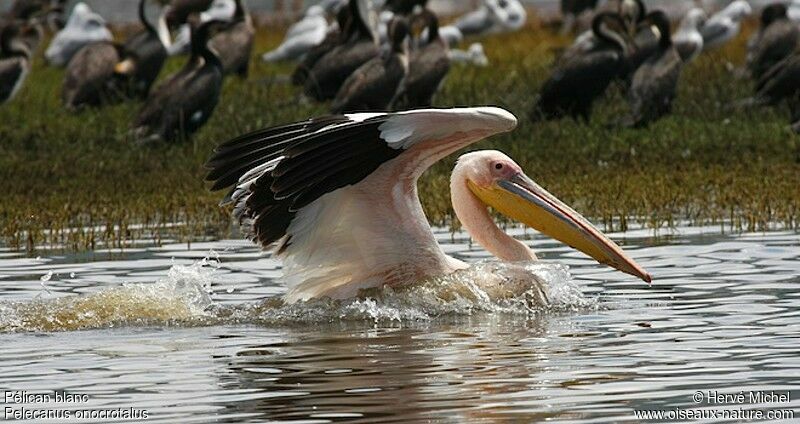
left=1, top=17, right=798, bottom=253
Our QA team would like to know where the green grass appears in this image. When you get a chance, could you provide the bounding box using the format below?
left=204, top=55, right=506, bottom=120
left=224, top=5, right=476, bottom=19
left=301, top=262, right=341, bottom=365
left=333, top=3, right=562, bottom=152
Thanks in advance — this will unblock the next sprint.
left=1, top=18, right=799, bottom=253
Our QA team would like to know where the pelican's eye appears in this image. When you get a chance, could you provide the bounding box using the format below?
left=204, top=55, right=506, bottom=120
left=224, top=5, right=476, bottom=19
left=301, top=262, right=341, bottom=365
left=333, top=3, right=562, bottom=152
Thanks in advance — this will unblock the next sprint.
left=494, top=163, right=503, bottom=170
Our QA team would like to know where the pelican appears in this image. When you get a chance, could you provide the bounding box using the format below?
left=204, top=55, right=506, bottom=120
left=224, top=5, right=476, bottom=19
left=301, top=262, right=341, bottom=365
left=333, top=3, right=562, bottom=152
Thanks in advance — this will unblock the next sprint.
left=331, top=17, right=408, bottom=113
left=700, top=0, right=751, bottom=51
left=623, top=11, right=683, bottom=128
left=673, top=7, right=706, bottom=63
left=0, top=23, right=32, bottom=103
left=209, top=0, right=253, bottom=76
left=261, top=5, right=329, bottom=63
left=44, top=2, right=112, bottom=67
left=746, top=3, right=798, bottom=82
left=532, top=12, right=630, bottom=122
left=205, top=107, right=651, bottom=303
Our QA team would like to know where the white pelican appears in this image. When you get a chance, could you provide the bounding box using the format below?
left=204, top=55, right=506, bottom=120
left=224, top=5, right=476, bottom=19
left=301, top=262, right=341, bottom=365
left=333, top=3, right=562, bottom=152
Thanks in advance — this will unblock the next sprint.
left=673, top=7, right=706, bottom=63
left=261, top=5, right=330, bottom=63
left=206, top=108, right=652, bottom=303
left=700, top=0, right=752, bottom=51
left=45, top=2, right=112, bottom=67
left=453, top=0, right=527, bottom=38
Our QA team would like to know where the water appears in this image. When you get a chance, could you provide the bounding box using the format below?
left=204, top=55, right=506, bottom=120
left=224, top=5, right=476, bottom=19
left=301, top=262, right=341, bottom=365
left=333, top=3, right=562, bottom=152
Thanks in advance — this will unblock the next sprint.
left=0, top=225, right=798, bottom=422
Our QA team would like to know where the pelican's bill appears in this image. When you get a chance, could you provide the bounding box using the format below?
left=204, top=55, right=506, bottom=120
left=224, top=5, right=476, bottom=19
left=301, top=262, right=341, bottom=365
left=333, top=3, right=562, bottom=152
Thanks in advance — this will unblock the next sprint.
left=468, top=173, right=652, bottom=283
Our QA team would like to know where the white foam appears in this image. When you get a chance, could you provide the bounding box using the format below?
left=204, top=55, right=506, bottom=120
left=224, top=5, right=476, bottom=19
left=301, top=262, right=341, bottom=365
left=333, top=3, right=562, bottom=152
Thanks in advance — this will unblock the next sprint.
left=0, top=258, right=592, bottom=332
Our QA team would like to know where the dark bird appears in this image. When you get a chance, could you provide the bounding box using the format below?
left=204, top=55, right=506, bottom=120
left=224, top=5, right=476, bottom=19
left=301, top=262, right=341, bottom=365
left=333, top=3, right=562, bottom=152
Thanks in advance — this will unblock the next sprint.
left=391, top=9, right=450, bottom=109
left=164, top=0, right=214, bottom=29
left=61, top=0, right=169, bottom=109
left=623, top=10, right=683, bottom=128
left=303, top=0, right=379, bottom=101
left=532, top=12, right=630, bottom=122
left=746, top=3, right=799, bottom=83
left=384, top=0, right=428, bottom=15
left=748, top=52, right=800, bottom=108
left=618, top=0, right=646, bottom=34
left=0, top=23, right=32, bottom=103
left=560, top=0, right=599, bottom=34
left=112, top=0, right=170, bottom=98
left=208, top=0, right=254, bottom=77
left=61, top=41, right=121, bottom=109
left=291, top=5, right=351, bottom=86
left=4, top=0, right=61, bottom=20
left=132, top=19, right=228, bottom=143
left=330, top=17, right=409, bottom=113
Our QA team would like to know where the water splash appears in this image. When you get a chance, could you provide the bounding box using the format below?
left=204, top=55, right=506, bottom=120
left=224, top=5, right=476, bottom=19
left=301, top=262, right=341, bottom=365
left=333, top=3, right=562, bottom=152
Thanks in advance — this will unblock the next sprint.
left=0, top=259, right=592, bottom=333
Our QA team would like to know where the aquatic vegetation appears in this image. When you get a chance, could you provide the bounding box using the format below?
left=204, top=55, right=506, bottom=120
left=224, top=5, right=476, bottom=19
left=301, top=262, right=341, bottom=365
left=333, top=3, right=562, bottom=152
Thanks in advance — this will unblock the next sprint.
left=1, top=21, right=798, bottom=253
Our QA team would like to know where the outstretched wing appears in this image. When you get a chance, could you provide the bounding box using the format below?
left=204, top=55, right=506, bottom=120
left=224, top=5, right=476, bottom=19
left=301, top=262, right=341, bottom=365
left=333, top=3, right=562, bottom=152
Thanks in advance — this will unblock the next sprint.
left=206, top=107, right=517, bottom=302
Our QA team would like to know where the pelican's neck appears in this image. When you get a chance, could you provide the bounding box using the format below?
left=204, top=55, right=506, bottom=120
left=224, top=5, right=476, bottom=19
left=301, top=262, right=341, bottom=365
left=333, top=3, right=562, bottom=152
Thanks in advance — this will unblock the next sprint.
left=450, top=174, right=537, bottom=262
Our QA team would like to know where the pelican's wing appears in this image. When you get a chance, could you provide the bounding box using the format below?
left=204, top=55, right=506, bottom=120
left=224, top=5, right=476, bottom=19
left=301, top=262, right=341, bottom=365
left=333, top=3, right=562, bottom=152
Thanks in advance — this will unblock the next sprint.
left=206, top=107, right=517, bottom=301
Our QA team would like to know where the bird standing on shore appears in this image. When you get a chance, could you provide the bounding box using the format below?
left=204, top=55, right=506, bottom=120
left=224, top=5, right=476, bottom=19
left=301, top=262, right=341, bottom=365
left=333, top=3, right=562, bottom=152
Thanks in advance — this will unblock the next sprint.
left=45, top=2, right=112, bottom=66
left=0, top=23, right=32, bottom=103
left=392, top=9, right=450, bottom=109
left=624, top=11, right=683, bottom=128
left=330, top=17, right=409, bottom=113
left=132, top=20, right=228, bottom=143
left=209, top=0, right=254, bottom=77
left=533, top=12, right=631, bottom=121
left=304, top=0, right=379, bottom=101
left=701, top=0, right=752, bottom=51
left=673, top=7, right=706, bottom=63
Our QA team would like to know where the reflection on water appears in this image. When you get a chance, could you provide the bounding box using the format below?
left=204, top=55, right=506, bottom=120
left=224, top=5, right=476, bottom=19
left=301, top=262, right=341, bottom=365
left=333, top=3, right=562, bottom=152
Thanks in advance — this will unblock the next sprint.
left=0, top=226, right=799, bottom=422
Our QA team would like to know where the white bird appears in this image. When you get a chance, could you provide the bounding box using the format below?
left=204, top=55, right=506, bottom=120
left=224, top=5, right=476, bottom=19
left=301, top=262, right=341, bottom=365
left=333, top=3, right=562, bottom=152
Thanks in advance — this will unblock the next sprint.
left=449, top=42, right=489, bottom=66
left=262, top=5, right=331, bottom=62
left=453, top=0, right=527, bottom=38
left=206, top=107, right=651, bottom=303
left=438, top=25, right=464, bottom=46
left=673, top=7, right=707, bottom=62
left=45, top=2, right=112, bottom=67
left=700, top=0, right=752, bottom=51
left=789, top=0, right=800, bottom=22
left=166, top=0, right=236, bottom=56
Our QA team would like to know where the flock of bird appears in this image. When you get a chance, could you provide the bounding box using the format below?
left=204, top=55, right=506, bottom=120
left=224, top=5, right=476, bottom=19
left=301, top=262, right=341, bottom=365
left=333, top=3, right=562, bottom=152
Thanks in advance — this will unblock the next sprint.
left=5, top=0, right=800, bottom=139
left=0, top=0, right=524, bottom=143
left=546, top=0, right=800, bottom=129
left=4, top=0, right=800, bottom=301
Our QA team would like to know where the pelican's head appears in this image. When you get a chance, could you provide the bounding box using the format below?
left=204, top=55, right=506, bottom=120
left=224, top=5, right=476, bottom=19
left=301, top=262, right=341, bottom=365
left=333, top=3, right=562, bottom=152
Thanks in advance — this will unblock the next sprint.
left=455, top=150, right=652, bottom=283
